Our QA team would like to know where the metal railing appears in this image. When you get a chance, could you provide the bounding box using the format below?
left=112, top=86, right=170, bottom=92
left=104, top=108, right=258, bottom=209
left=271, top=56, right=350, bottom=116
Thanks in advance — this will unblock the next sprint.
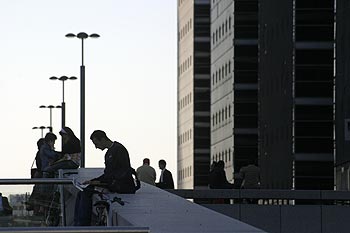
left=168, top=189, right=350, bottom=204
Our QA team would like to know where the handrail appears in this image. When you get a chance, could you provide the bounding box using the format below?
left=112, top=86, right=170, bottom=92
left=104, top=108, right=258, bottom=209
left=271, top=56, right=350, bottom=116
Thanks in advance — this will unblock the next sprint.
left=168, top=189, right=350, bottom=201
left=0, top=178, right=73, bottom=185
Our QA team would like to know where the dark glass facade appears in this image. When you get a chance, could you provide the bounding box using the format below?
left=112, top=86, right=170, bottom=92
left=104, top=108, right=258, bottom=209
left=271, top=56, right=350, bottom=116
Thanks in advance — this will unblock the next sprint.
left=210, top=0, right=337, bottom=190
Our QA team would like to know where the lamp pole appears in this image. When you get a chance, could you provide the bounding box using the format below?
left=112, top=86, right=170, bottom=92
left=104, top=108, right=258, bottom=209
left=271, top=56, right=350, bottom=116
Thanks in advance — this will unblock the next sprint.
left=39, top=105, right=62, bottom=132
left=49, top=76, right=77, bottom=129
left=32, top=126, right=50, bottom=138
left=66, top=32, right=100, bottom=168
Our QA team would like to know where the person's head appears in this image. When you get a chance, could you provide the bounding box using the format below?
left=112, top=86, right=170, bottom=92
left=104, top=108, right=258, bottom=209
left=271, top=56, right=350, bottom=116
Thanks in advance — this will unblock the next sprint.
left=158, top=159, right=166, bottom=170
left=59, top=126, right=78, bottom=143
left=37, top=138, right=45, bottom=150
left=90, top=130, right=111, bottom=151
left=143, top=158, right=150, bottom=165
left=217, top=160, right=225, bottom=169
left=248, top=158, right=258, bottom=166
left=210, top=161, right=218, bottom=171
left=44, top=132, right=57, bottom=149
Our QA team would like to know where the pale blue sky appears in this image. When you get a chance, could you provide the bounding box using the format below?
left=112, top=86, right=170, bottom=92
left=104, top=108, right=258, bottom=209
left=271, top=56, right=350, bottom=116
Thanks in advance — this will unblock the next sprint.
left=0, top=0, right=177, bottom=186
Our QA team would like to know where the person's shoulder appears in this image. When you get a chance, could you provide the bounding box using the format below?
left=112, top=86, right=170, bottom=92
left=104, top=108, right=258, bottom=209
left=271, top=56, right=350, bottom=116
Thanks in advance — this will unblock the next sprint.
left=166, top=169, right=172, bottom=174
left=114, top=141, right=128, bottom=151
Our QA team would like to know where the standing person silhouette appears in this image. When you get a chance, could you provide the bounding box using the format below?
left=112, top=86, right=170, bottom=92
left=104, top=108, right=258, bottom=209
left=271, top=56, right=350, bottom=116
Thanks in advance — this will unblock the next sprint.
left=156, top=159, right=174, bottom=189
left=239, top=159, right=260, bottom=204
left=136, top=158, right=156, bottom=186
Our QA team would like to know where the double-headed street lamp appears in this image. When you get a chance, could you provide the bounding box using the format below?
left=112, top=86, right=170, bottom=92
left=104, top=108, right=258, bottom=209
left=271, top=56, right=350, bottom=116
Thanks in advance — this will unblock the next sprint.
left=65, top=32, right=100, bottom=168
left=49, top=76, right=77, bottom=129
left=32, top=126, right=51, bottom=138
left=39, top=105, right=62, bottom=132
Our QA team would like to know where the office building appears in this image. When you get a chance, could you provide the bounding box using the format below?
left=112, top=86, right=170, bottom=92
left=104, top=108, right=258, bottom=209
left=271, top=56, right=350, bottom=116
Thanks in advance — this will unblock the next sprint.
left=211, top=0, right=337, bottom=189
left=177, top=0, right=211, bottom=189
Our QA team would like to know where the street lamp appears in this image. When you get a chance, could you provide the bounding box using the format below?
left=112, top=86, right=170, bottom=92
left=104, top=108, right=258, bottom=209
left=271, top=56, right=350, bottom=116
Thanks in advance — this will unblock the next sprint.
left=49, top=76, right=77, bottom=129
left=39, top=105, right=62, bottom=132
left=32, top=126, right=50, bottom=138
left=66, top=32, right=100, bottom=168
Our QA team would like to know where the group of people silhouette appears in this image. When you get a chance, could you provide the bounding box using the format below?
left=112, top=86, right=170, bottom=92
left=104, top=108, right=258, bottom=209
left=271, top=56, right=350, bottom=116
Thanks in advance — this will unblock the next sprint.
left=209, top=159, right=260, bottom=204
left=27, top=126, right=82, bottom=215
left=136, top=158, right=174, bottom=189
left=27, top=127, right=174, bottom=226
left=27, top=125, right=259, bottom=225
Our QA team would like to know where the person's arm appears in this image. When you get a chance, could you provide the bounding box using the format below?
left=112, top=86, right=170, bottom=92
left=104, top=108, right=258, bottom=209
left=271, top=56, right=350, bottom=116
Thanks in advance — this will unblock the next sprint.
left=42, top=146, right=58, bottom=161
left=169, top=172, right=174, bottom=189
left=239, top=168, right=245, bottom=188
left=152, top=168, right=157, bottom=182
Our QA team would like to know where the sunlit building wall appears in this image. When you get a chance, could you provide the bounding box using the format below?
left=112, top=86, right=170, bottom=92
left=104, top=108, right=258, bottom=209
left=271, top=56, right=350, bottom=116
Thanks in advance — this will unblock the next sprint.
left=177, top=0, right=211, bottom=189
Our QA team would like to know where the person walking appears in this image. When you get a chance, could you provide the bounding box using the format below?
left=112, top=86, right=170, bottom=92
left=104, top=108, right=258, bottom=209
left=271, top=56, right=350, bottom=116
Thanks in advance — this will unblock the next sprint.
left=136, top=158, right=156, bottom=186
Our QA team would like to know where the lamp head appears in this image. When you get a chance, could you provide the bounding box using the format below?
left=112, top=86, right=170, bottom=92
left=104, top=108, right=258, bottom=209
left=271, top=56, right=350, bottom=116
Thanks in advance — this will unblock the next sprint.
left=59, top=76, right=69, bottom=81
left=90, top=33, right=100, bottom=38
left=65, top=33, right=76, bottom=38
left=77, top=32, right=88, bottom=39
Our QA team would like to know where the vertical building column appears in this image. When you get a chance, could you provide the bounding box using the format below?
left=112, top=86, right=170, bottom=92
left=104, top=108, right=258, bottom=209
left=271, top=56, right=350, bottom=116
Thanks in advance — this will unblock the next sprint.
left=258, top=0, right=294, bottom=189
left=335, top=0, right=350, bottom=190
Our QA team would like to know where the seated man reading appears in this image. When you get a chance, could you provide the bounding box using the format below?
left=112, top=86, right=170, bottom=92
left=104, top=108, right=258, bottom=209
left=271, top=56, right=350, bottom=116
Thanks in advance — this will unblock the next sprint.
left=74, top=130, right=137, bottom=226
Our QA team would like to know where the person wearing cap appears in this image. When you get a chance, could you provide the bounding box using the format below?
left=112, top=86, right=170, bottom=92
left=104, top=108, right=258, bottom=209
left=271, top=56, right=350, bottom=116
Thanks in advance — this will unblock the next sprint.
left=45, top=126, right=81, bottom=173
left=136, top=158, right=156, bottom=186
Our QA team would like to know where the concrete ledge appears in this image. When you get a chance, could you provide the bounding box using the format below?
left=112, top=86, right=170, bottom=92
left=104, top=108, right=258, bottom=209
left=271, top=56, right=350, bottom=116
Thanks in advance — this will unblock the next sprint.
left=0, top=226, right=149, bottom=233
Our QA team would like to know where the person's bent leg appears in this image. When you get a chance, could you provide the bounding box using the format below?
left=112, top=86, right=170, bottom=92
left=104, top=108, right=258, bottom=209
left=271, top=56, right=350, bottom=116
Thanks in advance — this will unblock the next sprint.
left=74, top=191, right=82, bottom=225
left=74, top=187, right=94, bottom=226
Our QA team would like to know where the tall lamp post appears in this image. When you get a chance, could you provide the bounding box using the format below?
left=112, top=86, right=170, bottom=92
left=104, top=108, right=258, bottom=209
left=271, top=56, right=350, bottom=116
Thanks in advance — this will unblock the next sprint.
left=32, top=126, right=50, bottom=138
left=66, top=32, right=100, bottom=168
left=39, top=105, right=62, bottom=132
left=49, top=76, right=77, bottom=129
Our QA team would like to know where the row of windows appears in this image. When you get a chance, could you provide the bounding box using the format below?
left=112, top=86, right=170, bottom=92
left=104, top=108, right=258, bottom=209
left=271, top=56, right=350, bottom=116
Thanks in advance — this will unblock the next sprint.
left=212, top=60, right=232, bottom=87
left=213, top=104, right=232, bottom=126
left=178, top=128, right=192, bottom=146
left=179, top=55, right=192, bottom=75
left=179, top=18, right=193, bottom=41
left=178, top=166, right=192, bottom=181
left=212, top=148, right=232, bottom=165
left=178, top=92, right=192, bottom=111
left=212, top=16, right=232, bottom=45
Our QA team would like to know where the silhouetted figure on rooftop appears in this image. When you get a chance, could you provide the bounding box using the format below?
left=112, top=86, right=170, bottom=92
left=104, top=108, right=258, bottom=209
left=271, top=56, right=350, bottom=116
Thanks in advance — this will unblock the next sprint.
left=156, top=159, right=174, bottom=189
left=137, top=158, right=156, bottom=186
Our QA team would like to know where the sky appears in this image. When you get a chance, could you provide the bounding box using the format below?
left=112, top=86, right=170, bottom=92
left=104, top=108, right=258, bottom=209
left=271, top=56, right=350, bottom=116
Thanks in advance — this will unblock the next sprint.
left=0, top=0, right=177, bottom=192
